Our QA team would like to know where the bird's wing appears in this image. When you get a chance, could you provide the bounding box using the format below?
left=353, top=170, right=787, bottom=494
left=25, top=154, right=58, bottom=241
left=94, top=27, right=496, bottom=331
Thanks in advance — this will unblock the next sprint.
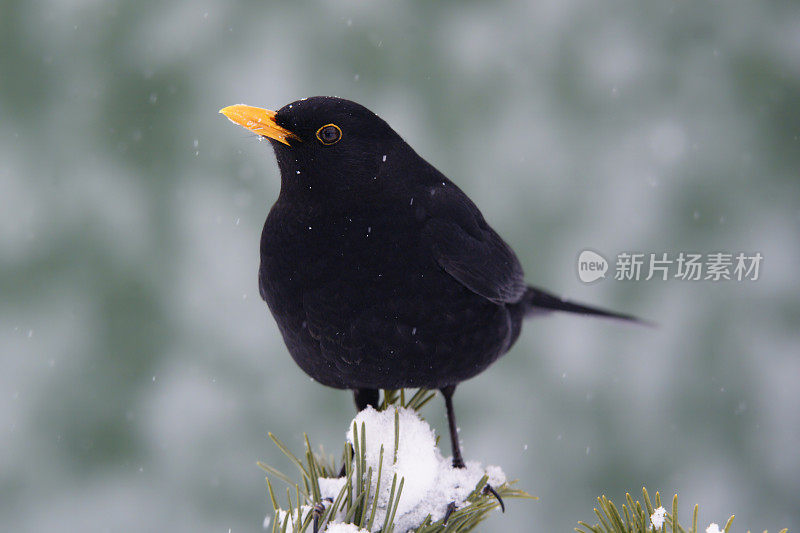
left=421, top=188, right=526, bottom=305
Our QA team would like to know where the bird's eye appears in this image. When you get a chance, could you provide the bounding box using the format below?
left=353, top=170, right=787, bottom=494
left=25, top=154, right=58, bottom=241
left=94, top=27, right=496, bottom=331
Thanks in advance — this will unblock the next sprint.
left=316, top=124, right=342, bottom=145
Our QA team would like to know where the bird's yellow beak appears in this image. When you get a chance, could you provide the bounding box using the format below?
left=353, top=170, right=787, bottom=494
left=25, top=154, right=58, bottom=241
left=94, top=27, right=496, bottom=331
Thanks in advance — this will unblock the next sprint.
left=218, top=104, right=299, bottom=146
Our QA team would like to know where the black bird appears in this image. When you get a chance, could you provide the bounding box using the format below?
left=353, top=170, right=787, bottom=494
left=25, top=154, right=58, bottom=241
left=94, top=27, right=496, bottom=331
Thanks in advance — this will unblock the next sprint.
left=220, top=96, right=641, bottom=468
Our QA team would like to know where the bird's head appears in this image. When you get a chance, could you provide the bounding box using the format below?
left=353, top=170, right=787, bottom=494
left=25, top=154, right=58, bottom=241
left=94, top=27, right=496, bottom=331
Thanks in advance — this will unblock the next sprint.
left=220, top=96, right=407, bottom=198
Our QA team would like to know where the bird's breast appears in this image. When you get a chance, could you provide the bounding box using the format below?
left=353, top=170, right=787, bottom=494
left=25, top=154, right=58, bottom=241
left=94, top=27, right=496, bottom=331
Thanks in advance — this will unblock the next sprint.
left=259, top=201, right=432, bottom=303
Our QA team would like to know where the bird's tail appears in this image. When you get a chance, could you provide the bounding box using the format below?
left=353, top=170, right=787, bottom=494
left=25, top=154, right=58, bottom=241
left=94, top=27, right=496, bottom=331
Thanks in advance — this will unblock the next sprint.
left=519, top=285, right=649, bottom=324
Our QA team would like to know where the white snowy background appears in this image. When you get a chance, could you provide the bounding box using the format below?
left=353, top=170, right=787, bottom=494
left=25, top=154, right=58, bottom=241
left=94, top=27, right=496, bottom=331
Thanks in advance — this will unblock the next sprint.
left=1, top=0, right=798, bottom=531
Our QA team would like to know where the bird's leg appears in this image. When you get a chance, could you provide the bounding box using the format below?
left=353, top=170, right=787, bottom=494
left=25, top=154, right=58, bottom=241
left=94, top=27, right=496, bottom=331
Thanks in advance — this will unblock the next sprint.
left=441, top=385, right=465, bottom=469
left=353, top=388, right=380, bottom=411
left=338, top=389, right=381, bottom=477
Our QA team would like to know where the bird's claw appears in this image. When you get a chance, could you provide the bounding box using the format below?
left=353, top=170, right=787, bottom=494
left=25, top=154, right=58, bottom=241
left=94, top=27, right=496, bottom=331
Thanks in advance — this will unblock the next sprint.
left=442, top=501, right=457, bottom=525
left=312, top=498, right=333, bottom=533
left=483, top=483, right=505, bottom=513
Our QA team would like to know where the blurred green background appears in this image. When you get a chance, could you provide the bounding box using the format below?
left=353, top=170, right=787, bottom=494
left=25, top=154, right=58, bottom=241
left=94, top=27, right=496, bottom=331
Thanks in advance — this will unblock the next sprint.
left=2, top=0, right=799, bottom=531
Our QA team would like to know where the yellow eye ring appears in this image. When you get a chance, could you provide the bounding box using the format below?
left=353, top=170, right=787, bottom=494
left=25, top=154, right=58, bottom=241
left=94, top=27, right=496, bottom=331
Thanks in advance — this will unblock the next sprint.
left=316, top=123, right=342, bottom=145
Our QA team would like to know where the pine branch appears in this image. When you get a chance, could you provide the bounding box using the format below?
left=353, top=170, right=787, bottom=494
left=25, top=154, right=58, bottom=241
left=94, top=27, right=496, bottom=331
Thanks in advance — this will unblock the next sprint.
left=259, top=389, right=534, bottom=533
left=258, top=396, right=787, bottom=533
left=576, top=487, right=788, bottom=533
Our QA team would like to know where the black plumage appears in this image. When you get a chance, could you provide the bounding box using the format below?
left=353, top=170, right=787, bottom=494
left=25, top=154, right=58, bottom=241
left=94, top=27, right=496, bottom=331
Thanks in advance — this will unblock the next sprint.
left=220, top=96, right=640, bottom=468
